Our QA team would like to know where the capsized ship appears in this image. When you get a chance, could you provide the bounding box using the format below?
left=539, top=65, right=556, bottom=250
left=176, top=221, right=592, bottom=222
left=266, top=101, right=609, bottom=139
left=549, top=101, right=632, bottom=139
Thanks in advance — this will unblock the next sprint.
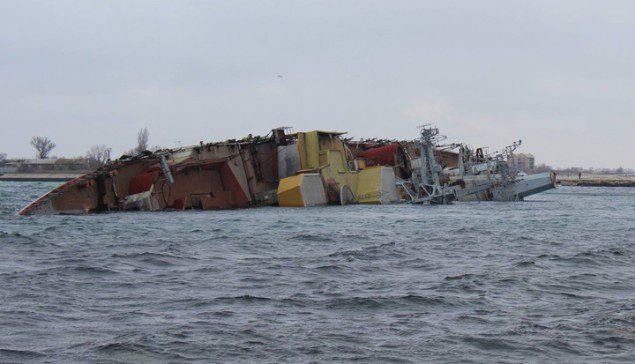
left=18, top=128, right=401, bottom=215
left=18, top=125, right=556, bottom=215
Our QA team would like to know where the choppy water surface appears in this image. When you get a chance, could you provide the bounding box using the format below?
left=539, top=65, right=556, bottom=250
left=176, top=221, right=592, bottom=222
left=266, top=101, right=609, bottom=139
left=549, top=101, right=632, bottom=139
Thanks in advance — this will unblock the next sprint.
left=0, top=182, right=634, bottom=363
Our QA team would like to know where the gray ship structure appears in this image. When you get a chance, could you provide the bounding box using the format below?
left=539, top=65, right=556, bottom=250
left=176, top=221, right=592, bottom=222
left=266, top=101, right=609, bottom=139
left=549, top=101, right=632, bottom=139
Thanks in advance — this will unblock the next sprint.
left=397, top=125, right=557, bottom=204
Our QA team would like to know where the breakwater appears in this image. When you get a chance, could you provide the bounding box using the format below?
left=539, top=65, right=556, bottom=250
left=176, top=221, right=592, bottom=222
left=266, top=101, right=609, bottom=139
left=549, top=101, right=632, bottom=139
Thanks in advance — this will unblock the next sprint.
left=557, top=174, right=635, bottom=187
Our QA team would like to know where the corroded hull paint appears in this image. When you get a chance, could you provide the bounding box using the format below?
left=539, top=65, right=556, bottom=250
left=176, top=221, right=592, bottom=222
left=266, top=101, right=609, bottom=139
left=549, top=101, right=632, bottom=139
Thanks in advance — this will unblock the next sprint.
left=19, top=131, right=292, bottom=215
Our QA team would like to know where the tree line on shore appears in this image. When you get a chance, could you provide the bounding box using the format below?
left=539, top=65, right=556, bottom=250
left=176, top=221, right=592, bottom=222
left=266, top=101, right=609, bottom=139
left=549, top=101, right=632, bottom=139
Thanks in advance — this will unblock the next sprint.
left=0, top=128, right=156, bottom=169
left=0, top=132, right=632, bottom=174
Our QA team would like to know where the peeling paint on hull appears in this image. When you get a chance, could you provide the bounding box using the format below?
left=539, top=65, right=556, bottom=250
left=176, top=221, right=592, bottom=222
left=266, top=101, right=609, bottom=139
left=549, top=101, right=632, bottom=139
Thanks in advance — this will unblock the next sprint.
left=19, top=130, right=292, bottom=215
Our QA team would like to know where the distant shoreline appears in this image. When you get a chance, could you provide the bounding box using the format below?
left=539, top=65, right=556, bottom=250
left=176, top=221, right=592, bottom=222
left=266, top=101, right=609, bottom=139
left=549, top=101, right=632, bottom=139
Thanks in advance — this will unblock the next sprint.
left=0, top=173, right=85, bottom=182
left=557, top=174, right=635, bottom=187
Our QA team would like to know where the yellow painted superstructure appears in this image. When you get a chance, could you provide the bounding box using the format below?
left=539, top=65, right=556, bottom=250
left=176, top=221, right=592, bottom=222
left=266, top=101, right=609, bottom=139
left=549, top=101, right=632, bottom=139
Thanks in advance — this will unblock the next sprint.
left=277, top=130, right=398, bottom=207
left=356, top=166, right=399, bottom=204
left=277, top=173, right=327, bottom=207
left=277, top=174, right=306, bottom=207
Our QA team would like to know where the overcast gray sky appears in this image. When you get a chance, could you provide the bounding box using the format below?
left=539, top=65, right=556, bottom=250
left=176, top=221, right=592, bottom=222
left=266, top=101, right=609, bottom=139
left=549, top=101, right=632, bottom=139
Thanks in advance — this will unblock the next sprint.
left=1, top=0, right=633, bottom=168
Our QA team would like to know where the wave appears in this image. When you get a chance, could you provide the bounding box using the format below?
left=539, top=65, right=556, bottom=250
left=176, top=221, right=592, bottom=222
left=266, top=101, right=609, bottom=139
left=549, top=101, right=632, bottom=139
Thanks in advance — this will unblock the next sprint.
left=0, top=348, right=46, bottom=359
left=324, top=295, right=448, bottom=309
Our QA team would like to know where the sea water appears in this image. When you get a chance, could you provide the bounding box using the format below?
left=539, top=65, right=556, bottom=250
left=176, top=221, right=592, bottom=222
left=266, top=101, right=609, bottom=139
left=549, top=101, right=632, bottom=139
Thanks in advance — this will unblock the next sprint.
left=0, top=182, right=633, bottom=362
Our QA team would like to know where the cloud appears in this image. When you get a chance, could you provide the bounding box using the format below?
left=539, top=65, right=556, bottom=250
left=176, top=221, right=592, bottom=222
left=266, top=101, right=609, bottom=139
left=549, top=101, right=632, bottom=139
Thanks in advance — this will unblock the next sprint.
left=0, top=1, right=633, bottom=168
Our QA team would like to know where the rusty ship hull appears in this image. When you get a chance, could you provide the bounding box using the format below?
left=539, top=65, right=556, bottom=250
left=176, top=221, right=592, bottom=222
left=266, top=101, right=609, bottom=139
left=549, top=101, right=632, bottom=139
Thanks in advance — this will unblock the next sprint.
left=18, top=131, right=290, bottom=215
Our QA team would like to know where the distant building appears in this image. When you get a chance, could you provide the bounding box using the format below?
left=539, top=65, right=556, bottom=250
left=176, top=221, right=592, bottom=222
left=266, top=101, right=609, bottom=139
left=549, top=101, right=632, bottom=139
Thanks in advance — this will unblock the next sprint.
left=510, top=153, right=535, bottom=172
